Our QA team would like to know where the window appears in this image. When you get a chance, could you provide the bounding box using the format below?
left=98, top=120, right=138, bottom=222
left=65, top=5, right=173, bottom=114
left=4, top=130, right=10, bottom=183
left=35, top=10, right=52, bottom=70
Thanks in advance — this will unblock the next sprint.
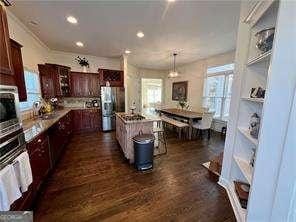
left=203, top=63, right=234, bottom=121
left=147, top=87, right=161, bottom=104
left=20, top=70, right=41, bottom=111
left=141, top=78, right=163, bottom=116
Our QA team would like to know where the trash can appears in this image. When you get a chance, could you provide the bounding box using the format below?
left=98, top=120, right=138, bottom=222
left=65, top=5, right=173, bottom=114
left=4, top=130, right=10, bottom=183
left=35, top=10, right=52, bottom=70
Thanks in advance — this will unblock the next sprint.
left=133, top=133, right=155, bottom=171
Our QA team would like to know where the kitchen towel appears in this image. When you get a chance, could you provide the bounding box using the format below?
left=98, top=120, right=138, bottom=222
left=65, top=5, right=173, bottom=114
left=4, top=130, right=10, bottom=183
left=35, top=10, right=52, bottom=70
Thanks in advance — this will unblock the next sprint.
left=0, top=164, right=22, bottom=211
left=13, top=151, right=33, bottom=193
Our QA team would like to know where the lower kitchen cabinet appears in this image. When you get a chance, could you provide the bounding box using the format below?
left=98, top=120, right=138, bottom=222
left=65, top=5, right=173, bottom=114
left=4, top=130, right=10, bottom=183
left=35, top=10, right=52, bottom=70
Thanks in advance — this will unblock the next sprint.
left=48, top=112, right=72, bottom=166
left=10, top=186, right=34, bottom=211
left=11, top=131, right=51, bottom=210
left=72, top=109, right=101, bottom=133
left=12, top=111, right=73, bottom=210
left=27, top=132, right=51, bottom=192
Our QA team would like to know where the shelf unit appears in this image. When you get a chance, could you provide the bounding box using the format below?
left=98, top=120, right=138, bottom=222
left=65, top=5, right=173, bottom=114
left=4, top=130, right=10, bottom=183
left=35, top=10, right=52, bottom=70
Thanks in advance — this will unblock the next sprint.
left=237, top=127, right=259, bottom=147
left=233, top=156, right=253, bottom=184
left=218, top=1, right=296, bottom=221
left=247, top=50, right=272, bottom=66
left=241, top=97, right=264, bottom=104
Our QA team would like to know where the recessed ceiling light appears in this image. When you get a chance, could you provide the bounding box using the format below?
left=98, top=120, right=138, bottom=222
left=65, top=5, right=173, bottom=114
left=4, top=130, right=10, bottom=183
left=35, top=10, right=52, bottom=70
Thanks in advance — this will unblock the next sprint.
left=125, top=50, right=131, bottom=54
left=137, top=31, right=144, bottom=38
left=167, top=0, right=175, bottom=2
left=76, top=41, right=84, bottom=47
left=67, top=16, right=78, bottom=24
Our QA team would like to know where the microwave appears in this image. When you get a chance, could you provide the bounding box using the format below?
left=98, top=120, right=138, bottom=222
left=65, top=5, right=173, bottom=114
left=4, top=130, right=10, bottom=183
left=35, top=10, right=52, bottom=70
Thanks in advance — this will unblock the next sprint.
left=0, top=85, right=21, bottom=137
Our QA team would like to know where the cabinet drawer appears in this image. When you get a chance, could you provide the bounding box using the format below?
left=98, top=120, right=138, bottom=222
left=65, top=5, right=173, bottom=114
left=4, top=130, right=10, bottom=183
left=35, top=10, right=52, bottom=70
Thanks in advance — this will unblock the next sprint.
left=27, top=132, right=47, bottom=154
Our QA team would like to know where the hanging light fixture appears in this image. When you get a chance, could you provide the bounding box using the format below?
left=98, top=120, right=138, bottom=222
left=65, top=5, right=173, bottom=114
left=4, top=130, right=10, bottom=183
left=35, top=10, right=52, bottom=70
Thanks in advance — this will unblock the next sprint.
left=168, top=53, right=179, bottom=78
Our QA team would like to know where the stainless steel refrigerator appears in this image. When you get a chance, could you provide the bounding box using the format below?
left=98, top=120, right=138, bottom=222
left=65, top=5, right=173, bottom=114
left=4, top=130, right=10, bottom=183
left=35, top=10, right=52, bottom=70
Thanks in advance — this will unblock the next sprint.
left=101, top=87, right=125, bottom=131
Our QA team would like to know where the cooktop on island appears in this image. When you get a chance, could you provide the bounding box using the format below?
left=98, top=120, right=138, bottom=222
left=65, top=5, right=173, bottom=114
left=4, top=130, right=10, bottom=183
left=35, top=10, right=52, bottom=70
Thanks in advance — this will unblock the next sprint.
left=119, top=114, right=145, bottom=121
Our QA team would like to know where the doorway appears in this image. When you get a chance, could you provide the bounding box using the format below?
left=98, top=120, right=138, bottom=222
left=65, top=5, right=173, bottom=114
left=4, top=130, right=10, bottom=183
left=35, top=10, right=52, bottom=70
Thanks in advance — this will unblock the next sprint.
left=141, top=78, right=163, bottom=116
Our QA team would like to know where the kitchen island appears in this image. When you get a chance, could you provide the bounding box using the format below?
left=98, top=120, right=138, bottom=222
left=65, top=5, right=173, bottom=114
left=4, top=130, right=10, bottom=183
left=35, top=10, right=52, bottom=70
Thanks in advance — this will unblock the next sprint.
left=115, top=113, right=154, bottom=163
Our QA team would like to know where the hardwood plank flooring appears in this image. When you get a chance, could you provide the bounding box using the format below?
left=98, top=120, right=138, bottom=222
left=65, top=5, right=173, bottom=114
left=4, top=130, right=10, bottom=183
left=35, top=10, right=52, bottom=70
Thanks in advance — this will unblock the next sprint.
left=34, top=131, right=235, bottom=222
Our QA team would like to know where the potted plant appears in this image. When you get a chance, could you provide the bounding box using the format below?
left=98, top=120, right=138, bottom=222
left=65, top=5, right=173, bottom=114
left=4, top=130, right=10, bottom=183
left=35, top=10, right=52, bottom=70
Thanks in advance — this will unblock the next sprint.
left=75, top=56, right=89, bottom=72
left=178, top=98, right=189, bottom=110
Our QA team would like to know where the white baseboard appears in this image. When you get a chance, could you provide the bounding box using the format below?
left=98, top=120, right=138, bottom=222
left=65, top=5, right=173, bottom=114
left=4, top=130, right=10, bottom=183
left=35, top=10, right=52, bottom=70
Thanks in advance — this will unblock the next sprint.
left=218, top=177, right=246, bottom=222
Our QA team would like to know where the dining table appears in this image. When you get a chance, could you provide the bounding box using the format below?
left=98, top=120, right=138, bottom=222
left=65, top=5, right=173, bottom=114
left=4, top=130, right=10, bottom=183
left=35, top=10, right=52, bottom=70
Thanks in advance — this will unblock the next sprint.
left=159, top=108, right=203, bottom=140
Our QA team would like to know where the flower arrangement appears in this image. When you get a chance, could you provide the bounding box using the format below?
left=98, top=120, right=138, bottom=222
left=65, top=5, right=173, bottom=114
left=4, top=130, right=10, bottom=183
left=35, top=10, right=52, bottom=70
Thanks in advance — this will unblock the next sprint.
left=178, top=98, right=189, bottom=110
left=75, top=56, right=89, bottom=68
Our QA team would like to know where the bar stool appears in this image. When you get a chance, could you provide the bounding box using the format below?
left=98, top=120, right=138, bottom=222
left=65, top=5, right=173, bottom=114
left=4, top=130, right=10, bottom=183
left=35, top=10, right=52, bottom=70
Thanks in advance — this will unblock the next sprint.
left=153, top=119, right=167, bottom=155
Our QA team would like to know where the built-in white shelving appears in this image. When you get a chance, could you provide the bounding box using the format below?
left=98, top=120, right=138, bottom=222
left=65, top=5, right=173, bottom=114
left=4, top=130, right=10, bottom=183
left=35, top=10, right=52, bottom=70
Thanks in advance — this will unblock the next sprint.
left=234, top=156, right=253, bottom=184
left=238, top=127, right=259, bottom=146
left=247, top=50, right=272, bottom=66
left=241, top=97, right=264, bottom=104
left=221, top=1, right=295, bottom=221
left=222, top=180, right=247, bottom=221
left=243, top=0, right=275, bottom=27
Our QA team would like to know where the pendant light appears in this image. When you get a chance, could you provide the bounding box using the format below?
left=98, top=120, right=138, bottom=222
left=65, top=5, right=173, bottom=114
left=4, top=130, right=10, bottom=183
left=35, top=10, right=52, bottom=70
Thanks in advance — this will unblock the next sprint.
left=168, top=53, right=179, bottom=78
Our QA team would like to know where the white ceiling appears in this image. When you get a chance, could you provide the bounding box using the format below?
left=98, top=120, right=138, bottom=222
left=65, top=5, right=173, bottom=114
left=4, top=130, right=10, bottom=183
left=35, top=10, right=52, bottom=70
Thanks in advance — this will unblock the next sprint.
left=9, top=1, right=240, bottom=69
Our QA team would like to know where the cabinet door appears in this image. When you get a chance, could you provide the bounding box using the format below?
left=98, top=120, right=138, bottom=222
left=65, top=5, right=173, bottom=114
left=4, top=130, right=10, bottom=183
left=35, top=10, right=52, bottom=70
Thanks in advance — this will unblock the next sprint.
left=90, top=109, right=101, bottom=130
left=10, top=39, right=27, bottom=101
left=71, top=72, right=88, bottom=97
left=81, top=110, right=92, bottom=130
left=27, top=133, right=51, bottom=191
left=70, top=73, right=81, bottom=97
left=80, top=74, right=90, bottom=97
left=38, top=65, right=55, bottom=99
left=90, top=74, right=99, bottom=96
left=29, top=148, right=43, bottom=192
left=0, top=5, right=13, bottom=76
left=39, top=136, right=51, bottom=179
left=99, top=69, right=124, bottom=87
left=72, top=110, right=82, bottom=132
left=58, top=67, right=71, bottom=97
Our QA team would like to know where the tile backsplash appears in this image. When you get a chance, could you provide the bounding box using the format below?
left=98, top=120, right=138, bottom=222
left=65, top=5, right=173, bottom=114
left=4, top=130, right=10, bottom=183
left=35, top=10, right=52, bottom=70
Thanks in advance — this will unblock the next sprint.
left=20, top=97, right=100, bottom=121
left=61, top=97, right=100, bottom=108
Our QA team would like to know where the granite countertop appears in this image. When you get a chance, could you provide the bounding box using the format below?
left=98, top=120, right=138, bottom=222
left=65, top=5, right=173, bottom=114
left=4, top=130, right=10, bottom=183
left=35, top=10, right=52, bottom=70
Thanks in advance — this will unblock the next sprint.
left=23, top=107, right=100, bottom=143
left=115, top=112, right=155, bottom=124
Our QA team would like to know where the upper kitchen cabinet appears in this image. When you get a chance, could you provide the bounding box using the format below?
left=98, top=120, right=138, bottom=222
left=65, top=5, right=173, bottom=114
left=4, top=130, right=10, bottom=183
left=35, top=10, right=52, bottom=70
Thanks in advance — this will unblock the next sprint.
left=0, top=5, right=14, bottom=84
left=38, top=63, right=71, bottom=98
left=98, top=69, right=124, bottom=87
left=10, top=39, right=27, bottom=101
left=70, top=72, right=100, bottom=97
left=38, top=64, right=56, bottom=99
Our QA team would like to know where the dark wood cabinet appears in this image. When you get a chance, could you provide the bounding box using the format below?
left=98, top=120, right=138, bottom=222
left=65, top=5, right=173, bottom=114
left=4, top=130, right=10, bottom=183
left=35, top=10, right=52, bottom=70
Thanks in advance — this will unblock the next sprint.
left=38, top=64, right=56, bottom=99
left=12, top=112, right=73, bottom=210
left=0, top=5, right=13, bottom=78
left=98, top=69, right=124, bottom=87
left=10, top=39, right=27, bottom=101
left=72, top=109, right=101, bottom=133
left=89, top=74, right=100, bottom=97
left=0, top=6, right=28, bottom=98
left=70, top=72, right=100, bottom=97
left=48, top=112, right=72, bottom=166
left=38, top=64, right=71, bottom=98
left=27, top=132, right=51, bottom=192
left=10, top=186, right=33, bottom=211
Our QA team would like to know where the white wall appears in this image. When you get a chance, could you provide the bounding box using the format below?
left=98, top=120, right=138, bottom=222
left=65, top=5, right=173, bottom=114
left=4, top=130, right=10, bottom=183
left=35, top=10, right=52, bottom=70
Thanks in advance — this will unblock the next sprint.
left=126, top=62, right=141, bottom=113
left=49, top=51, right=121, bottom=72
left=164, top=59, right=206, bottom=111
left=164, top=51, right=235, bottom=112
left=6, top=10, right=50, bottom=72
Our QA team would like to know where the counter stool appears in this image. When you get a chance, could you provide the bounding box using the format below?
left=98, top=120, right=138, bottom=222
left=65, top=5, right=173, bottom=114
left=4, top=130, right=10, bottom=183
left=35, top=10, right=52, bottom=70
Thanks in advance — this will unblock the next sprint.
left=153, top=120, right=167, bottom=156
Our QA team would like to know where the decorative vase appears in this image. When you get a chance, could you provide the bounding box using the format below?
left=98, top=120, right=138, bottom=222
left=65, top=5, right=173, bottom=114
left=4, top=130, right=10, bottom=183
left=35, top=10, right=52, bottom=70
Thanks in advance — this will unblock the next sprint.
left=82, top=66, right=87, bottom=73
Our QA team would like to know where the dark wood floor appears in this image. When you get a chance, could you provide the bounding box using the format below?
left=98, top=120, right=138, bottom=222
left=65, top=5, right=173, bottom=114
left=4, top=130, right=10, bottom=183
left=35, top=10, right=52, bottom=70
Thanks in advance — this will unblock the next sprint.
left=34, top=131, right=235, bottom=222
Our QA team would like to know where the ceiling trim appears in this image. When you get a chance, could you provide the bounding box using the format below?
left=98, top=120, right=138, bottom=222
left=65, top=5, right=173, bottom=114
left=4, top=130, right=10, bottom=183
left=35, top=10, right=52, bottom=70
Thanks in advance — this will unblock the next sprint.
left=6, top=9, right=50, bottom=51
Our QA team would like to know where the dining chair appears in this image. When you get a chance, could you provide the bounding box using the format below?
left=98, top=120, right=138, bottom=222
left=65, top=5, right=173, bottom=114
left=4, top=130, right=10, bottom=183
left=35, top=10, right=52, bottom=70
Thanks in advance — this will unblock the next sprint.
left=192, top=112, right=214, bottom=139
